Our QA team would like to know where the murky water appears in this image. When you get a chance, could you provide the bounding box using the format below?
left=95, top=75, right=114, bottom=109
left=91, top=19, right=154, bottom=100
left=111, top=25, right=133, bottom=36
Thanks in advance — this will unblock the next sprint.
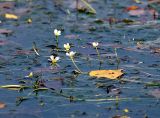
left=0, top=0, right=160, bottom=118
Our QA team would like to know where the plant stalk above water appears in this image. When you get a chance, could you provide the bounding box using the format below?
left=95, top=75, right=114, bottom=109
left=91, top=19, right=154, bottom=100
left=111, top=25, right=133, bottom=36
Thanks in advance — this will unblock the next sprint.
left=70, top=57, right=83, bottom=74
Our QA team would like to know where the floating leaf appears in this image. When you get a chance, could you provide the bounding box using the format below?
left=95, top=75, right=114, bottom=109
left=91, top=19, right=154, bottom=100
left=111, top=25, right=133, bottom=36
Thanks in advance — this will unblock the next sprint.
left=15, top=50, right=33, bottom=55
left=146, top=82, right=160, bottom=87
left=134, top=0, right=141, bottom=3
left=0, top=40, right=8, bottom=46
left=94, top=19, right=104, bottom=24
left=149, top=89, right=160, bottom=99
left=80, top=0, right=96, bottom=14
left=14, top=8, right=30, bottom=15
left=152, top=48, right=160, bottom=53
left=122, top=19, right=135, bottom=24
left=112, top=115, right=131, bottom=118
left=126, top=6, right=139, bottom=11
left=89, top=69, right=123, bottom=79
left=45, top=80, right=63, bottom=90
left=0, top=29, right=13, bottom=34
left=128, top=9, right=145, bottom=16
left=0, top=102, right=6, bottom=109
left=148, top=0, right=160, bottom=4
left=0, top=2, right=15, bottom=9
left=64, top=34, right=79, bottom=39
left=0, top=85, right=26, bottom=90
left=32, top=42, right=40, bottom=56
left=4, top=13, right=18, bottom=19
left=33, top=88, right=48, bottom=92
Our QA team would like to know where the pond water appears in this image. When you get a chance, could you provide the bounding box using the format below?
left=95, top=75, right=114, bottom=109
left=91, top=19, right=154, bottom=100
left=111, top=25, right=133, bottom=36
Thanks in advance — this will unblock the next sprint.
left=0, top=0, right=160, bottom=118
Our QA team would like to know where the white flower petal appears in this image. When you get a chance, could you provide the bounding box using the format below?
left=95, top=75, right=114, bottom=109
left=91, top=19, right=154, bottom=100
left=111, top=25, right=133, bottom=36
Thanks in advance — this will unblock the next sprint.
left=92, top=42, right=99, bottom=47
left=54, top=29, right=57, bottom=34
left=70, top=51, right=76, bottom=57
left=55, top=57, right=60, bottom=61
left=50, top=55, right=54, bottom=60
left=58, top=31, right=61, bottom=35
left=66, top=53, right=70, bottom=56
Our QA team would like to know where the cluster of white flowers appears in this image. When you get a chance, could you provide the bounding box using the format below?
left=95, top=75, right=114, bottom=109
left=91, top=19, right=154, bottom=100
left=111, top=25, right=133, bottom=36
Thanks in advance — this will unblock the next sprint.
left=64, top=43, right=76, bottom=57
left=50, top=29, right=99, bottom=71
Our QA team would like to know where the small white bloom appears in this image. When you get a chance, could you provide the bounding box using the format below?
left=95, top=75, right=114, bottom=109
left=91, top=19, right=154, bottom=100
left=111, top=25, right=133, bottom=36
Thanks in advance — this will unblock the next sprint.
left=66, top=51, right=76, bottom=58
left=64, top=43, right=70, bottom=51
left=49, top=55, right=54, bottom=61
left=49, top=55, right=60, bottom=64
left=54, top=29, right=61, bottom=36
left=92, top=42, right=99, bottom=47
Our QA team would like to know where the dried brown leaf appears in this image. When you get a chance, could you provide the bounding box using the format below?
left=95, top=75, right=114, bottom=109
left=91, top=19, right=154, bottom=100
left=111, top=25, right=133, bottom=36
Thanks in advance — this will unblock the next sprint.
left=0, top=102, right=6, bottom=109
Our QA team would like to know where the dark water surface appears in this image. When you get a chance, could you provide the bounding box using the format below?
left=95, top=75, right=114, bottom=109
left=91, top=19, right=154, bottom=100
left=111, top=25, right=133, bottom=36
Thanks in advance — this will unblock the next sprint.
left=0, top=0, right=160, bottom=118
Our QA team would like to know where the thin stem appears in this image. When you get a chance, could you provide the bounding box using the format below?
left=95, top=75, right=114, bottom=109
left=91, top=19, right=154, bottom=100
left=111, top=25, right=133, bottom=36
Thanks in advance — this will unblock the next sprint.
left=95, top=47, right=103, bottom=67
left=55, top=36, right=59, bottom=48
left=115, top=96, right=119, bottom=109
left=32, top=42, right=40, bottom=56
left=70, top=57, right=83, bottom=73
left=95, top=47, right=100, bottom=60
left=114, top=48, right=120, bottom=69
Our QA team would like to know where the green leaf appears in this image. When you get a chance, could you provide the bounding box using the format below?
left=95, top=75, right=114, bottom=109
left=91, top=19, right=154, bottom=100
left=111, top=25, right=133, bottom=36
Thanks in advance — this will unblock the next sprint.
left=80, top=0, right=96, bottom=14
left=0, top=85, right=27, bottom=90
left=146, top=82, right=160, bottom=87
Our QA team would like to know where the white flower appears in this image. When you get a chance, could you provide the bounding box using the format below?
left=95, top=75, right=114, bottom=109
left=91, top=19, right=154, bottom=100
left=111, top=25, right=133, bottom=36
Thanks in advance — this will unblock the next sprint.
left=66, top=51, right=76, bottom=58
left=64, top=43, right=70, bottom=51
left=49, top=55, right=60, bottom=64
left=92, top=42, right=99, bottom=48
left=54, top=29, right=61, bottom=36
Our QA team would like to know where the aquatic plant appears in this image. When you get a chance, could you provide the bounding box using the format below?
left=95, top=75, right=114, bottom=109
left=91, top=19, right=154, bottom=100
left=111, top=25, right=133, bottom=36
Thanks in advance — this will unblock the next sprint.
left=66, top=51, right=82, bottom=73
left=48, top=55, right=60, bottom=65
left=54, top=29, right=61, bottom=48
left=92, top=42, right=102, bottom=66
left=64, top=43, right=70, bottom=52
